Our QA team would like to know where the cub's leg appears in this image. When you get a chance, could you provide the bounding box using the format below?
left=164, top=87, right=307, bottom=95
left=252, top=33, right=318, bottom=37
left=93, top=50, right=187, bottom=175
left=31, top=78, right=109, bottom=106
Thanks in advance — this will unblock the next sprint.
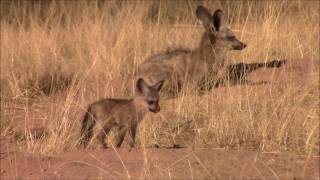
left=91, top=121, right=114, bottom=149
left=115, top=125, right=128, bottom=147
left=129, top=122, right=138, bottom=148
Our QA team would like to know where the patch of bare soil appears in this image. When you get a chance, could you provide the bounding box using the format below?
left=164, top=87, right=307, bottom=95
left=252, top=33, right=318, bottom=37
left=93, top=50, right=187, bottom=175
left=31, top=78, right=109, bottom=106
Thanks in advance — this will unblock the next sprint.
left=1, top=140, right=319, bottom=179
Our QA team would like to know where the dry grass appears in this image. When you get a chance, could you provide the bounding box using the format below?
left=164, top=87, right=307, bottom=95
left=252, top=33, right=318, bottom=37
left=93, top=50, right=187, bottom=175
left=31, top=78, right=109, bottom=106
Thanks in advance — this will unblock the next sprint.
left=1, top=0, right=319, bottom=156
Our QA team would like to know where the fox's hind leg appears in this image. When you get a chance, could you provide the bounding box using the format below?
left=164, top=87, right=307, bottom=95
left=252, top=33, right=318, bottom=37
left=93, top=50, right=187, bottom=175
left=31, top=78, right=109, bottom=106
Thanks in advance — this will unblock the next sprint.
left=115, top=125, right=127, bottom=147
left=91, top=121, right=114, bottom=149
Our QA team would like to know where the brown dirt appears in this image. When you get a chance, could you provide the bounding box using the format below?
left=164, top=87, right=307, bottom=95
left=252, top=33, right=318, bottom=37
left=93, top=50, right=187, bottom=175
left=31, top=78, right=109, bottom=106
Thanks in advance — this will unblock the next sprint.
left=1, top=59, right=319, bottom=179
left=1, top=139, right=319, bottom=179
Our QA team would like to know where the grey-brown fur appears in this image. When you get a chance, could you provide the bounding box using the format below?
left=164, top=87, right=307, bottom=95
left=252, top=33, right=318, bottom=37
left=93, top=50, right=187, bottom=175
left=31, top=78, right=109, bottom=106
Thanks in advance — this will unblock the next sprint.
left=80, top=79, right=164, bottom=148
left=133, top=6, right=246, bottom=97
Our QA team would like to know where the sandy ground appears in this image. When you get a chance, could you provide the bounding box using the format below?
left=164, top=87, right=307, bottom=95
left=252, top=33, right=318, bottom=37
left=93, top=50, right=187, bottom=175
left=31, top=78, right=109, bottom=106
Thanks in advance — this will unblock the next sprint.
left=1, top=139, right=319, bottom=179
left=1, top=59, right=319, bottom=179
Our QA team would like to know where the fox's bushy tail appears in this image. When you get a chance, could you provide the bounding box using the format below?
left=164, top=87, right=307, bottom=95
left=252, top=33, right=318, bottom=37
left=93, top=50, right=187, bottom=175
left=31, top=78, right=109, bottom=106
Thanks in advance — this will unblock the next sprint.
left=79, top=107, right=95, bottom=148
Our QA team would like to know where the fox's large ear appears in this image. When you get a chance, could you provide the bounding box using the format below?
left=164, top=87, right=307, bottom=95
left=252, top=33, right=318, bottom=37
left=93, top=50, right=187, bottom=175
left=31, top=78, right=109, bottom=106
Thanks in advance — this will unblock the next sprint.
left=196, top=5, right=212, bottom=29
left=212, top=9, right=225, bottom=32
left=153, top=80, right=164, bottom=92
left=135, top=78, right=149, bottom=95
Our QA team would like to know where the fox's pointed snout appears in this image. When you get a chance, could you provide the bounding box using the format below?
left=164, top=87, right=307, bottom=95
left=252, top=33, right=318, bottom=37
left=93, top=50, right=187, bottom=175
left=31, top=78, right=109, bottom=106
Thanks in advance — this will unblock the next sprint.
left=149, top=106, right=160, bottom=113
left=242, top=43, right=247, bottom=49
left=233, top=42, right=247, bottom=50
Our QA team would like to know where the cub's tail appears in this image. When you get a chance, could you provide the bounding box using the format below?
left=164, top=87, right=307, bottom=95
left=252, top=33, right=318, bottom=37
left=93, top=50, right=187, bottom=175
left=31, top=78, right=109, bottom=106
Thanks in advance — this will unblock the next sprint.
left=79, top=106, right=95, bottom=148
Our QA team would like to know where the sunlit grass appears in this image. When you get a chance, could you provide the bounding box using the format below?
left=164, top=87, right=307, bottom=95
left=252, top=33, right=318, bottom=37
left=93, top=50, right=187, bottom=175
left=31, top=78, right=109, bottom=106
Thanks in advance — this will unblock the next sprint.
left=0, top=0, right=319, bottom=156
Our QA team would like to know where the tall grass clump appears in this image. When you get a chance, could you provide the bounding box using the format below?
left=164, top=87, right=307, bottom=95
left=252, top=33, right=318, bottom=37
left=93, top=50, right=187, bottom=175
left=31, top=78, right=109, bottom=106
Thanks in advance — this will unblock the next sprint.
left=0, top=0, right=319, bottom=155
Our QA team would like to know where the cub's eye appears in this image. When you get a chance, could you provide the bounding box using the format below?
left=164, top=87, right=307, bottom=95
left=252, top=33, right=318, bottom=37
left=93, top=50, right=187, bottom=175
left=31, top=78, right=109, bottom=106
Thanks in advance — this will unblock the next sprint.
left=210, top=26, right=215, bottom=32
left=227, top=36, right=237, bottom=41
left=147, top=100, right=154, bottom=105
left=208, top=24, right=216, bottom=33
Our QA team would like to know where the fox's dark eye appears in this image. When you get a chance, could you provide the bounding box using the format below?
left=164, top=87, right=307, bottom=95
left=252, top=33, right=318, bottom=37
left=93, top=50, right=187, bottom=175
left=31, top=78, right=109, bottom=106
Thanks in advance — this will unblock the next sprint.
left=227, top=36, right=236, bottom=41
left=210, top=26, right=215, bottom=32
left=147, top=100, right=154, bottom=105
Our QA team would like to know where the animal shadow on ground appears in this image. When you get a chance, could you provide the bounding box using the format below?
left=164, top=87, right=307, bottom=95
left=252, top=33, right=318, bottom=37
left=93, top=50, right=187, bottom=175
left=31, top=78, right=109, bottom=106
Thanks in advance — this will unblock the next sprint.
left=199, top=59, right=287, bottom=92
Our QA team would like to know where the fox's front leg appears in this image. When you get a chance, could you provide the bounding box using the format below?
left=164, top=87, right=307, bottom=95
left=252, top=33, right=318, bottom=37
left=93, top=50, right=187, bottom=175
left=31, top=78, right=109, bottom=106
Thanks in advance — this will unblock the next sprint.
left=115, top=125, right=127, bottom=148
left=197, top=75, right=217, bottom=94
left=173, top=80, right=182, bottom=95
left=129, top=122, right=137, bottom=148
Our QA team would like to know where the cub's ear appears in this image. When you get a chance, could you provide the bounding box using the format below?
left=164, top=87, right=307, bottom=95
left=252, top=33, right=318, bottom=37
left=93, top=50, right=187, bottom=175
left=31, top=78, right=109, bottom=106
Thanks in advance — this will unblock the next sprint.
left=135, top=78, right=149, bottom=95
left=212, top=9, right=225, bottom=32
left=153, top=80, right=164, bottom=92
left=196, top=5, right=212, bottom=29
